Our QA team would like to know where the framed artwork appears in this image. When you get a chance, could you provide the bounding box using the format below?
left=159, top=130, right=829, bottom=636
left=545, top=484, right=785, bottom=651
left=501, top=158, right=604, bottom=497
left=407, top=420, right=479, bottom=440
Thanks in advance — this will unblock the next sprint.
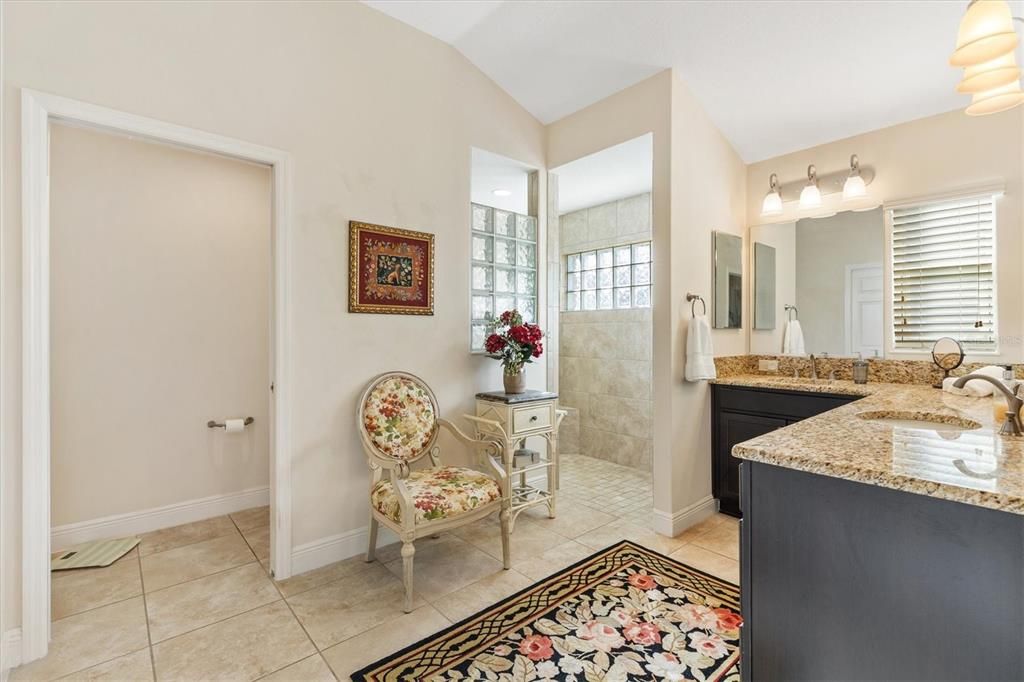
left=349, top=221, right=435, bottom=315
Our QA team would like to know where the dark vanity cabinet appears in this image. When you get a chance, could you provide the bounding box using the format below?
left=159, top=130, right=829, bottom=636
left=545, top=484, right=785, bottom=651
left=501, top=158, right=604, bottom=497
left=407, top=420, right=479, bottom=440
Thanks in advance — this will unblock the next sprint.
left=711, top=384, right=856, bottom=516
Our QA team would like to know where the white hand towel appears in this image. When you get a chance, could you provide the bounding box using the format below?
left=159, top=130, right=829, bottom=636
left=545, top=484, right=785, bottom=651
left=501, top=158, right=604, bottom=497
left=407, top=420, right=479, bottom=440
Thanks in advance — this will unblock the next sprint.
left=942, top=365, right=1006, bottom=397
left=782, top=320, right=806, bottom=356
left=685, top=315, right=717, bottom=382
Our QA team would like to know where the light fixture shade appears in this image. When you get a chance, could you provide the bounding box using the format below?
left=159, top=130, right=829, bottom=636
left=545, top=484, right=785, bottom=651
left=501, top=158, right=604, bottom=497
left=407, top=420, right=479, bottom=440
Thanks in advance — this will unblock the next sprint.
left=958, top=50, right=1021, bottom=93
left=966, top=78, right=1024, bottom=115
left=799, top=184, right=821, bottom=209
left=761, top=191, right=782, bottom=216
left=843, top=174, right=867, bottom=201
left=950, top=0, right=1019, bottom=67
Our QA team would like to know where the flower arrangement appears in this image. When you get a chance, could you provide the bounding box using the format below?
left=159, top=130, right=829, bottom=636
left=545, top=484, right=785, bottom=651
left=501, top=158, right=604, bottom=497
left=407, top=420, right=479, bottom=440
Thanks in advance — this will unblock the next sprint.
left=485, top=310, right=544, bottom=381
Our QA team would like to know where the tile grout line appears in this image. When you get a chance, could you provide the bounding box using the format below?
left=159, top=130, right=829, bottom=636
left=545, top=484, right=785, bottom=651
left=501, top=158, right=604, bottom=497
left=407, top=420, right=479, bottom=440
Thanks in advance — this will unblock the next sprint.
left=135, top=548, right=158, bottom=681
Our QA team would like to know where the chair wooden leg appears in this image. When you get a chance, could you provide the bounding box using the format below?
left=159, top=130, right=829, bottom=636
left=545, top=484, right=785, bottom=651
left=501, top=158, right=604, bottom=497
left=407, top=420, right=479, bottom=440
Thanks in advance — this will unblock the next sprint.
left=366, top=513, right=379, bottom=562
left=401, top=540, right=415, bottom=613
left=500, top=508, right=512, bottom=570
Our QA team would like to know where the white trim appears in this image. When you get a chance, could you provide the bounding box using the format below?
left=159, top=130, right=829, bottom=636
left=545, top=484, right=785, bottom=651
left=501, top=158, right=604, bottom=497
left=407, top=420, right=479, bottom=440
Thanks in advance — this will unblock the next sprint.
left=1, top=629, right=22, bottom=681
left=291, top=526, right=399, bottom=576
left=19, top=89, right=294, bottom=665
left=882, top=180, right=1005, bottom=211
left=51, top=487, right=269, bottom=552
left=651, top=495, right=717, bottom=537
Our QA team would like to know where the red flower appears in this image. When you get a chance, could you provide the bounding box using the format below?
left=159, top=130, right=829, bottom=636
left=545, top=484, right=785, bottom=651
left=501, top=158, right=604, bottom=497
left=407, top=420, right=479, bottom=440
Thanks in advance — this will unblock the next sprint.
left=628, top=572, right=657, bottom=590
left=518, top=634, right=553, bottom=661
left=484, top=334, right=506, bottom=353
left=623, top=620, right=662, bottom=646
left=531, top=342, right=543, bottom=358
left=713, top=607, right=743, bottom=631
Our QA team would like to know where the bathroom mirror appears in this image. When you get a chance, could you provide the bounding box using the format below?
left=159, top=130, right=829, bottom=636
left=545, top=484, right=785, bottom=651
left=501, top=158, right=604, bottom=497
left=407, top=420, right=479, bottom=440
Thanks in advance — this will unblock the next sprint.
left=713, top=231, right=742, bottom=329
left=753, top=242, right=776, bottom=330
left=749, top=208, right=884, bottom=356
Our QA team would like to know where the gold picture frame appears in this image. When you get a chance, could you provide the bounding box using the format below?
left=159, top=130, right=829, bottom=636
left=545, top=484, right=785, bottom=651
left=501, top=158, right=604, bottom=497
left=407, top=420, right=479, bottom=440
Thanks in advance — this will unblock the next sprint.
left=349, top=220, right=435, bottom=315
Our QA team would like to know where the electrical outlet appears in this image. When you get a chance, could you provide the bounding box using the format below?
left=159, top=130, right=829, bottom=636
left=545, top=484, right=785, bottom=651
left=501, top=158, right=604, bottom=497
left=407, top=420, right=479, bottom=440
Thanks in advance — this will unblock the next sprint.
left=759, top=359, right=780, bottom=373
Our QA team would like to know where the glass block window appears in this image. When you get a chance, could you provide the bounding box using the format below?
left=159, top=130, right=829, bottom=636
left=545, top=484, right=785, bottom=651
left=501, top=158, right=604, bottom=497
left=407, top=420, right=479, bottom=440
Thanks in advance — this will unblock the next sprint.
left=471, top=203, right=539, bottom=351
left=565, top=240, right=652, bottom=311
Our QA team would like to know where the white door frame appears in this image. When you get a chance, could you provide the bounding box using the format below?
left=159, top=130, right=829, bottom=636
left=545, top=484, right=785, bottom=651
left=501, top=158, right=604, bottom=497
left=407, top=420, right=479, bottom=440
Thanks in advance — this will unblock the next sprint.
left=19, top=88, right=294, bottom=663
left=844, top=262, right=883, bottom=356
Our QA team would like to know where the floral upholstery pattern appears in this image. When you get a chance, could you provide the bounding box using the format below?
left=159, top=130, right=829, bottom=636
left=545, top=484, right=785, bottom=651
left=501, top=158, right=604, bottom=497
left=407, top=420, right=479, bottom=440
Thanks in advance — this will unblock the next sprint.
left=371, top=466, right=501, bottom=524
left=361, top=375, right=436, bottom=461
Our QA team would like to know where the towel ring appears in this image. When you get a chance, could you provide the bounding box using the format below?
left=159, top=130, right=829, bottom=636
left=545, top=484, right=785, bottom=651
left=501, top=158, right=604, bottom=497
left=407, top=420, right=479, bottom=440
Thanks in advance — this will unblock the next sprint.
left=686, top=293, right=706, bottom=317
left=784, top=304, right=798, bottom=321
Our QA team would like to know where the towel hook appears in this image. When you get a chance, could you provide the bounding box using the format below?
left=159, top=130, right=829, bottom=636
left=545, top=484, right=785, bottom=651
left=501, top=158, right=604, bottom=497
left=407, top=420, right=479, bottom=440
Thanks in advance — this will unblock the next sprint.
left=784, top=304, right=798, bottom=321
left=686, top=293, right=706, bottom=317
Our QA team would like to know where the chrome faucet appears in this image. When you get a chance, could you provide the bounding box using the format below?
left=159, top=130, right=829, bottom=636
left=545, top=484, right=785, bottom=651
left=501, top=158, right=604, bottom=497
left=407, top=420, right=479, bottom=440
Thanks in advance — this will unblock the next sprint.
left=952, top=374, right=1024, bottom=436
left=808, top=354, right=819, bottom=380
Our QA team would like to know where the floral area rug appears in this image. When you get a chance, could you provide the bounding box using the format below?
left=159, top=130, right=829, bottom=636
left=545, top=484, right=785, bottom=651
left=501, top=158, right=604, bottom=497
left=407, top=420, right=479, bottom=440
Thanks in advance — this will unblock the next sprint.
left=351, top=540, right=741, bottom=681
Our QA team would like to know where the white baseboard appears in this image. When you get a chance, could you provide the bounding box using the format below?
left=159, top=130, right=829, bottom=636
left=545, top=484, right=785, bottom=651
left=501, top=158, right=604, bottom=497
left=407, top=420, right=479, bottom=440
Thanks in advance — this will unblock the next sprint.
left=651, top=495, right=717, bottom=537
left=1, top=629, right=22, bottom=681
left=51, top=487, right=269, bottom=551
left=290, top=525, right=398, bottom=576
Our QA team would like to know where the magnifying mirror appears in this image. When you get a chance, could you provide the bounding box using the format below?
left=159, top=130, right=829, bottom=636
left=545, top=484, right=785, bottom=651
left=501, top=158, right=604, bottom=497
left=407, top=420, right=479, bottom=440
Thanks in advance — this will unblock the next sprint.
left=932, top=336, right=965, bottom=388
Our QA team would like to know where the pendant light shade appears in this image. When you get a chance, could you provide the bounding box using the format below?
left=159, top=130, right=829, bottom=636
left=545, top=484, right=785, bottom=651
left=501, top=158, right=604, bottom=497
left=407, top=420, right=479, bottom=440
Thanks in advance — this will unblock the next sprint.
left=799, top=165, right=821, bottom=210
left=842, top=155, right=867, bottom=201
left=957, top=50, right=1021, bottom=92
left=950, top=0, right=1019, bottom=67
left=761, top=173, right=783, bottom=216
left=966, top=78, right=1024, bottom=114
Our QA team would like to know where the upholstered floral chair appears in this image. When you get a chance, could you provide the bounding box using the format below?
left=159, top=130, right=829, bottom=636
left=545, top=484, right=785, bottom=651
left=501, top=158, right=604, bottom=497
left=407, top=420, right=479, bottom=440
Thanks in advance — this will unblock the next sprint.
left=359, top=371, right=510, bottom=612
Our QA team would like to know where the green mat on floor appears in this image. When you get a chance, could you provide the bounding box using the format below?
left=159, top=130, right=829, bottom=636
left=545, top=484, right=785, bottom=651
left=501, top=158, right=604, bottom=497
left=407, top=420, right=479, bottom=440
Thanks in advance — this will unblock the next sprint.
left=51, top=537, right=140, bottom=571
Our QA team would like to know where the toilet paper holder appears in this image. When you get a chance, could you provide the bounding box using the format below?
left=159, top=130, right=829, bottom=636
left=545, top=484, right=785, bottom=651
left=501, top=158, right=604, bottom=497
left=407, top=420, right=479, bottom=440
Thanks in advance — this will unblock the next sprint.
left=207, top=417, right=254, bottom=429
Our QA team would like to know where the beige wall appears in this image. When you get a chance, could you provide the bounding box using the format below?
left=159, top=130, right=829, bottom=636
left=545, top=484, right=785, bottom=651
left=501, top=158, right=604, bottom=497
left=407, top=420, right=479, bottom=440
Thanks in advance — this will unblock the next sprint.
left=747, top=108, right=1024, bottom=364
left=559, top=194, right=652, bottom=471
left=49, top=123, right=271, bottom=527
left=748, top=222, right=795, bottom=354
left=2, top=0, right=546, bottom=634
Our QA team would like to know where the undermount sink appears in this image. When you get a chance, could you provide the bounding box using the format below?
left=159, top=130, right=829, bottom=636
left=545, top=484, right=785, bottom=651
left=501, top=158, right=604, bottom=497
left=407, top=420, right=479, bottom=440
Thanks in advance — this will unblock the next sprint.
left=856, top=410, right=982, bottom=432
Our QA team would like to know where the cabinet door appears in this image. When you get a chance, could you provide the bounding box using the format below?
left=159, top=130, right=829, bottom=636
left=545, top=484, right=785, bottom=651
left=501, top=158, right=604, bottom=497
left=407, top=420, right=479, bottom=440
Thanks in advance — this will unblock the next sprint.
left=715, top=411, right=787, bottom=516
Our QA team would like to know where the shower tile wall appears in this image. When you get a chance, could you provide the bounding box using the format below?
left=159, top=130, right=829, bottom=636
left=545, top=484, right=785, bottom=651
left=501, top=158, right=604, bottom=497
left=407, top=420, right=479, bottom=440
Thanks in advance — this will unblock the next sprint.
left=558, top=193, right=652, bottom=470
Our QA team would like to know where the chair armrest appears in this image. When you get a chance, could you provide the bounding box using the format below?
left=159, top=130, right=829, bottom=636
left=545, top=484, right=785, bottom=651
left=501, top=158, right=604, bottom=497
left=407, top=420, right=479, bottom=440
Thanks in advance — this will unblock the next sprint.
left=459, top=414, right=508, bottom=438
left=438, top=418, right=502, bottom=456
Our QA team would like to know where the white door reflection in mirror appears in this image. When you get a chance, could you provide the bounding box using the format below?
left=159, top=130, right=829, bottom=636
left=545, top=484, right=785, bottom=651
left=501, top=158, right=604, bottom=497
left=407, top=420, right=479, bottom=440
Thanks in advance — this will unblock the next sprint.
left=846, top=263, right=883, bottom=357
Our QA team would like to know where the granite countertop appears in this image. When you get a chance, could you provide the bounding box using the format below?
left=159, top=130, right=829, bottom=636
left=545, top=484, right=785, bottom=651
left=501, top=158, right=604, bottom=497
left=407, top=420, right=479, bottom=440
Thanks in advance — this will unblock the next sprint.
left=715, top=375, right=1024, bottom=516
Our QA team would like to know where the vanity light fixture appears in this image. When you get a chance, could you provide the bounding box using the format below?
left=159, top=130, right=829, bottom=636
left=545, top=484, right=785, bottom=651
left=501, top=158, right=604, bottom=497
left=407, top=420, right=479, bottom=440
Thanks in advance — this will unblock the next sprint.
left=799, top=165, right=822, bottom=210
left=950, top=0, right=1024, bottom=115
left=492, top=189, right=512, bottom=197
left=760, top=173, right=783, bottom=216
left=842, top=155, right=867, bottom=201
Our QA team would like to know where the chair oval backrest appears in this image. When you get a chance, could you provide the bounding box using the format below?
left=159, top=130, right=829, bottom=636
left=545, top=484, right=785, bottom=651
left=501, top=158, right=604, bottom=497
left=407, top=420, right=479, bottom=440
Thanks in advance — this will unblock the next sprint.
left=358, top=372, right=439, bottom=463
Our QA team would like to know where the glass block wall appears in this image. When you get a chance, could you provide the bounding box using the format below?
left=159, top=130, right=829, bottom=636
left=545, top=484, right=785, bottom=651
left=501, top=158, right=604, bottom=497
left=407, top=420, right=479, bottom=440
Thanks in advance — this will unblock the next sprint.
left=470, top=203, right=538, bottom=352
left=565, top=241, right=652, bottom=311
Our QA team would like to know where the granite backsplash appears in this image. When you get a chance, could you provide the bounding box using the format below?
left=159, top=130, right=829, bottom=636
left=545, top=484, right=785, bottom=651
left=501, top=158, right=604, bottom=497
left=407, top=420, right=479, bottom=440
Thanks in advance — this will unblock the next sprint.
left=714, top=354, right=1024, bottom=385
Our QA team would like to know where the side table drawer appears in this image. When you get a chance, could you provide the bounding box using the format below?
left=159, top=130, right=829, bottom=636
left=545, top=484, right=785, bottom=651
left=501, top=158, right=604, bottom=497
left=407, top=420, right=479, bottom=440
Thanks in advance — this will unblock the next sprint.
left=512, top=404, right=552, bottom=433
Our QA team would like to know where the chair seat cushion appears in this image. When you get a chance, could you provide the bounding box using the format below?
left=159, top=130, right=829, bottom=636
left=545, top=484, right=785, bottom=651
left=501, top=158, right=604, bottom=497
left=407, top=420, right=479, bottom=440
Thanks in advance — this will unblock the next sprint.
left=371, top=466, right=501, bottom=524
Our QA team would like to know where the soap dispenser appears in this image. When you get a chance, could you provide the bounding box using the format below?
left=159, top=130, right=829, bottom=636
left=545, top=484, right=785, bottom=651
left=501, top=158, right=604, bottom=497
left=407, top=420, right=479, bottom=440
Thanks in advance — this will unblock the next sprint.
left=852, top=353, right=869, bottom=384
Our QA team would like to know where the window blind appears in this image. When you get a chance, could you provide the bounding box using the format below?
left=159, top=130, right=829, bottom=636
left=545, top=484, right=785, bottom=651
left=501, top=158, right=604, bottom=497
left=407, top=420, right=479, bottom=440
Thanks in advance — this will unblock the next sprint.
left=891, top=195, right=996, bottom=351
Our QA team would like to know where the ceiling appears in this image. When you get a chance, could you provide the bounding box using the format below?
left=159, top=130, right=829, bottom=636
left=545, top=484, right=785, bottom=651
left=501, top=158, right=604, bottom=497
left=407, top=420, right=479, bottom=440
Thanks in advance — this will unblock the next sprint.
left=470, top=148, right=534, bottom=214
left=364, top=0, right=1022, bottom=163
left=553, top=134, right=653, bottom=214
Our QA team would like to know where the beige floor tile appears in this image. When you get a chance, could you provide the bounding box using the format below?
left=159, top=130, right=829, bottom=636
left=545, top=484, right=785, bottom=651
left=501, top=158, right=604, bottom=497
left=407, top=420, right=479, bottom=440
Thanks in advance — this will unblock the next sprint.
left=274, top=555, right=374, bottom=598
left=12, top=598, right=149, bottom=681
left=511, top=539, right=596, bottom=581
left=689, top=520, right=739, bottom=560
left=51, top=557, right=142, bottom=620
left=287, top=563, right=425, bottom=650
left=430, top=569, right=534, bottom=622
left=521, top=504, right=617, bottom=539
left=576, top=520, right=686, bottom=555
left=321, top=605, right=449, bottom=681
left=674, top=513, right=728, bottom=543
left=145, top=563, right=279, bottom=642
left=57, top=648, right=153, bottom=681
left=669, top=544, right=740, bottom=584
left=230, top=506, right=270, bottom=532
left=242, top=525, right=271, bottom=562
left=141, top=533, right=256, bottom=592
left=383, top=534, right=503, bottom=601
left=139, top=516, right=238, bottom=556
left=454, top=516, right=566, bottom=564
left=260, top=654, right=336, bottom=682
left=152, top=601, right=314, bottom=681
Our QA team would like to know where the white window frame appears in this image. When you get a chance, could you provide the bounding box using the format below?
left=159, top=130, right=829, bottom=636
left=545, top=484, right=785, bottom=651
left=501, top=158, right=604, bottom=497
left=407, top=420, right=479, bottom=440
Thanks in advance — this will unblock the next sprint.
left=884, top=184, right=1004, bottom=357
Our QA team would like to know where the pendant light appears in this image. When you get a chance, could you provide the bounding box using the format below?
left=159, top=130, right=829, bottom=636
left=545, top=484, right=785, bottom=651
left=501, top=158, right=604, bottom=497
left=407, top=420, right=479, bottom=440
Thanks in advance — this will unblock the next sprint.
left=842, top=155, right=867, bottom=201
left=761, top=173, right=783, bottom=216
left=957, top=50, right=1021, bottom=93
left=950, top=0, right=1018, bottom=68
left=799, top=165, right=821, bottom=210
left=966, top=78, right=1024, bottom=114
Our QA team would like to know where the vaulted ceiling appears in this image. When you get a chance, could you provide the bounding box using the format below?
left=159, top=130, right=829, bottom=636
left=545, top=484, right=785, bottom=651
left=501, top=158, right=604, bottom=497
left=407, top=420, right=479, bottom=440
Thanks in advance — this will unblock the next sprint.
left=364, top=0, right=1021, bottom=162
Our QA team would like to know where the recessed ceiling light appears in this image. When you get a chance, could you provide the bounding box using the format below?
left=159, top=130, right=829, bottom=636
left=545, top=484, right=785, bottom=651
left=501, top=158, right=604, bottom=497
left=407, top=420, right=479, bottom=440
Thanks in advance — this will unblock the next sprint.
left=492, top=189, right=511, bottom=197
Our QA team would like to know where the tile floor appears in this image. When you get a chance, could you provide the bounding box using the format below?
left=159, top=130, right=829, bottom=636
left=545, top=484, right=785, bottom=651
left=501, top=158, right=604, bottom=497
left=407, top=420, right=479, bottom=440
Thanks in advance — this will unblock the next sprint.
left=15, top=455, right=738, bottom=681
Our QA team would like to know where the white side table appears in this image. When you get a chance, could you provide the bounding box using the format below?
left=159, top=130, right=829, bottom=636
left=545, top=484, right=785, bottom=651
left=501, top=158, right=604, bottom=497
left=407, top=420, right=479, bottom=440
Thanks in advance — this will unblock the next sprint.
left=464, top=390, right=566, bottom=531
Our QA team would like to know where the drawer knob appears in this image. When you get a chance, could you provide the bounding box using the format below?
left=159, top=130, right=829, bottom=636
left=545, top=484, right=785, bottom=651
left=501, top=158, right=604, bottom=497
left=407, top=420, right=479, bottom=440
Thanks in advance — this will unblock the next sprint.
left=530, top=415, right=539, bottom=422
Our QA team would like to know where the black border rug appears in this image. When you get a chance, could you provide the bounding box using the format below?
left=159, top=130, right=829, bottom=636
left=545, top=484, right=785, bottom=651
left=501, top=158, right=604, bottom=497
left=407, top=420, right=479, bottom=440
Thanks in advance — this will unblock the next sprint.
left=352, top=540, right=741, bottom=681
